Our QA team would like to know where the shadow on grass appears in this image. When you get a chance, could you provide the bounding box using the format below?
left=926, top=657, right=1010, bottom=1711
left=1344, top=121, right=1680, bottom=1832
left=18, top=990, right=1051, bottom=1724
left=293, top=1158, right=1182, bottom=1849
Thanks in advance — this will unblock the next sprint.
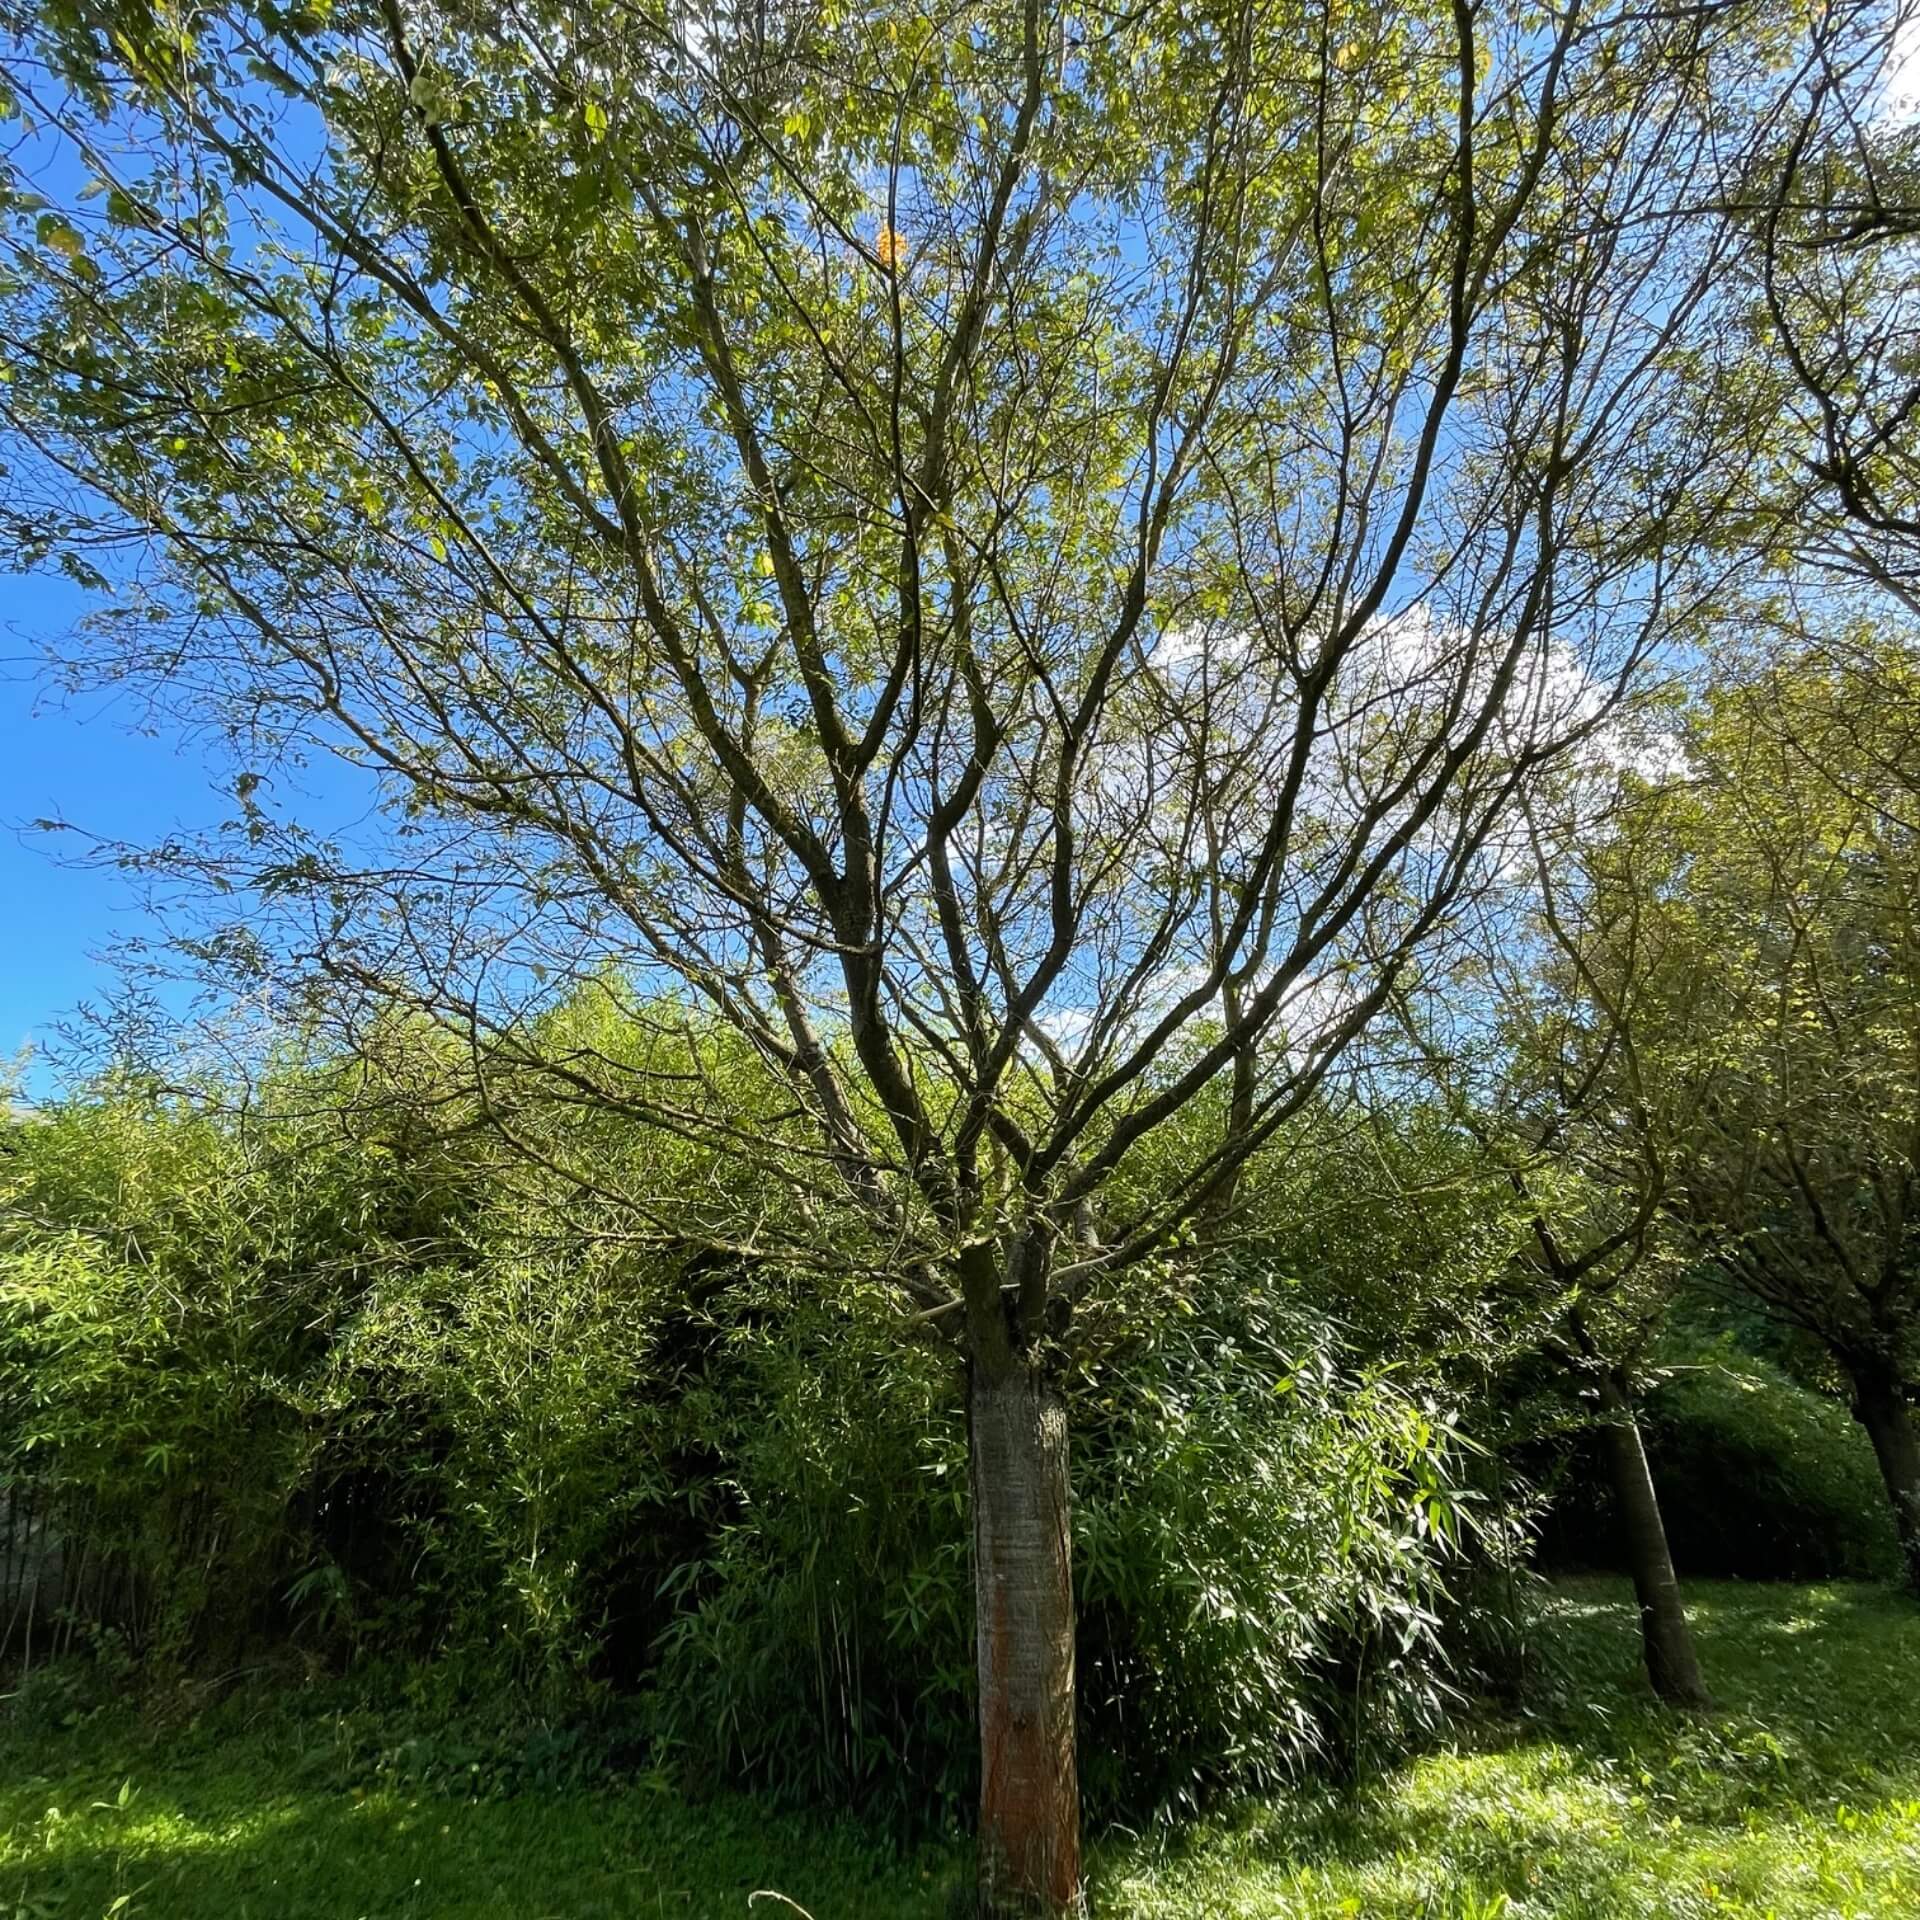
left=7, top=1579, right=1918, bottom=1920
left=1540, top=1578, right=1920, bottom=1771
left=0, top=1762, right=959, bottom=1920
left=1088, top=1577, right=1920, bottom=1919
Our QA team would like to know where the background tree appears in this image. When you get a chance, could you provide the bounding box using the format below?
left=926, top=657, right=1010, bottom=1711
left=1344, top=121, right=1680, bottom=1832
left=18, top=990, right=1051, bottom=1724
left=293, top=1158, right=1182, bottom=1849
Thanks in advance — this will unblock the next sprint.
left=1737, top=2, right=1920, bottom=604
left=1394, top=767, right=1717, bottom=1710
left=1565, top=633, right=1920, bottom=1595
left=0, top=0, right=1825, bottom=1905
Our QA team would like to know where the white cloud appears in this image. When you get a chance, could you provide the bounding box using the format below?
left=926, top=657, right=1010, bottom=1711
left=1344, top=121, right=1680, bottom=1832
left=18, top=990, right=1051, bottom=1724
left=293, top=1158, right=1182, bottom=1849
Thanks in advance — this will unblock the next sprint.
left=1879, top=7, right=1920, bottom=125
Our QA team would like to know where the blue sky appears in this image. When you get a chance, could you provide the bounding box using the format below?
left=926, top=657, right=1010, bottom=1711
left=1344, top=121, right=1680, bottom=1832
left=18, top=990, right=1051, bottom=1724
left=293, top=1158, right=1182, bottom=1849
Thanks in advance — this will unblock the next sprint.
left=1, top=569, right=229, bottom=1083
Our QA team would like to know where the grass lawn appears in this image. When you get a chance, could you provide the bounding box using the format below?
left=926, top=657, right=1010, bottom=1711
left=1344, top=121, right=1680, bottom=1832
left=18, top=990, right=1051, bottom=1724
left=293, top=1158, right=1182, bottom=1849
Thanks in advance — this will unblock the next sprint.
left=1, top=1578, right=1916, bottom=1919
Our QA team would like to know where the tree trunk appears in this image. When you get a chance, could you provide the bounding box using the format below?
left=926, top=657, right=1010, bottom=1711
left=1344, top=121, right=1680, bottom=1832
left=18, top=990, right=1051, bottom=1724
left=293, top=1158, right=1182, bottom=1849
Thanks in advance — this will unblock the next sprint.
left=1846, top=1358, right=1920, bottom=1597
left=1596, top=1369, right=1711, bottom=1708
left=970, top=1360, right=1082, bottom=1918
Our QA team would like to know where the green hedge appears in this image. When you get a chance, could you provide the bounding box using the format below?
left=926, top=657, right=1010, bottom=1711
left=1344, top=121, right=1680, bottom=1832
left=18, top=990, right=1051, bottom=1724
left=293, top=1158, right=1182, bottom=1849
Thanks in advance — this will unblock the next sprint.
left=1536, top=1341, right=1902, bottom=1583
left=2, top=1071, right=1491, bottom=1830
left=1644, top=1343, right=1902, bottom=1582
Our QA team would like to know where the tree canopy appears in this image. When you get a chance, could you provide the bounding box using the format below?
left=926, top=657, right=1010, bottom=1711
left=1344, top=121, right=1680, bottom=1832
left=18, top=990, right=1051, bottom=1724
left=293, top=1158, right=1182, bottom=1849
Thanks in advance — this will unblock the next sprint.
left=1, top=0, right=1911, bottom=1908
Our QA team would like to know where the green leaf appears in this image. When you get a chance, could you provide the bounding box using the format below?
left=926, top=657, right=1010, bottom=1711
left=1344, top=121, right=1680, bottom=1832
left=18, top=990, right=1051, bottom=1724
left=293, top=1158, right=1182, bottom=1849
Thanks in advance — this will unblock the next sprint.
left=35, top=212, right=84, bottom=260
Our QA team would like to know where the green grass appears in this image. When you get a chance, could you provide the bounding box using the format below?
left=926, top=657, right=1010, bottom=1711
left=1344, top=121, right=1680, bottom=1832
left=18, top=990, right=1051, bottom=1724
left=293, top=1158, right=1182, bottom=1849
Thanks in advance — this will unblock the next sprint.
left=2, top=1580, right=1917, bottom=1918
left=1096, top=1579, right=1920, bottom=1919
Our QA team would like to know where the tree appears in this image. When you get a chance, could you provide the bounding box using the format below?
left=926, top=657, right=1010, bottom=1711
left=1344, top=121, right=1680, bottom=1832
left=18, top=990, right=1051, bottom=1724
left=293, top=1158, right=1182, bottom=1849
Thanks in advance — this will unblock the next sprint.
left=1567, top=635, right=1920, bottom=1596
left=1739, top=3, right=1920, bottom=605
left=0, top=0, right=1821, bottom=1904
left=1394, top=775, right=1716, bottom=1710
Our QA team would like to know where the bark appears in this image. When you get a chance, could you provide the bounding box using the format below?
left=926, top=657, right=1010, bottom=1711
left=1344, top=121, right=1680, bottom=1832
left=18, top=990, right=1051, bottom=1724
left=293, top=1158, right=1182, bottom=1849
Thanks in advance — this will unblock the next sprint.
left=970, top=1361, right=1082, bottom=1918
left=1846, top=1358, right=1920, bottom=1598
left=1596, top=1369, right=1712, bottom=1708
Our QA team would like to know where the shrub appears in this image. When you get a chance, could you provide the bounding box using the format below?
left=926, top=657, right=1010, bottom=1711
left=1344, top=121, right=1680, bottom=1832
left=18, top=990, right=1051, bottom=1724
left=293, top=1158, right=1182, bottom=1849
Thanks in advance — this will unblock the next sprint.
left=0, top=1052, right=486, bottom=1670
left=1, top=1055, right=1500, bottom=1834
left=643, top=1263, right=1485, bottom=1829
left=1644, top=1343, right=1902, bottom=1582
left=0, top=1228, right=319, bottom=1663
left=642, top=1268, right=975, bottom=1827
left=328, top=1243, right=676, bottom=1706
left=1071, top=1276, right=1481, bottom=1817
left=1535, top=1340, right=1902, bottom=1583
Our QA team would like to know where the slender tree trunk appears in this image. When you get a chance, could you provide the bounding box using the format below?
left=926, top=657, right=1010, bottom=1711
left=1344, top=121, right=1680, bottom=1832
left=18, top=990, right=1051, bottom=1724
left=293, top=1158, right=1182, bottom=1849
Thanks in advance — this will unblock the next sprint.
left=1596, top=1368, right=1711, bottom=1708
left=1846, top=1358, right=1920, bottom=1597
left=970, top=1358, right=1082, bottom=1918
